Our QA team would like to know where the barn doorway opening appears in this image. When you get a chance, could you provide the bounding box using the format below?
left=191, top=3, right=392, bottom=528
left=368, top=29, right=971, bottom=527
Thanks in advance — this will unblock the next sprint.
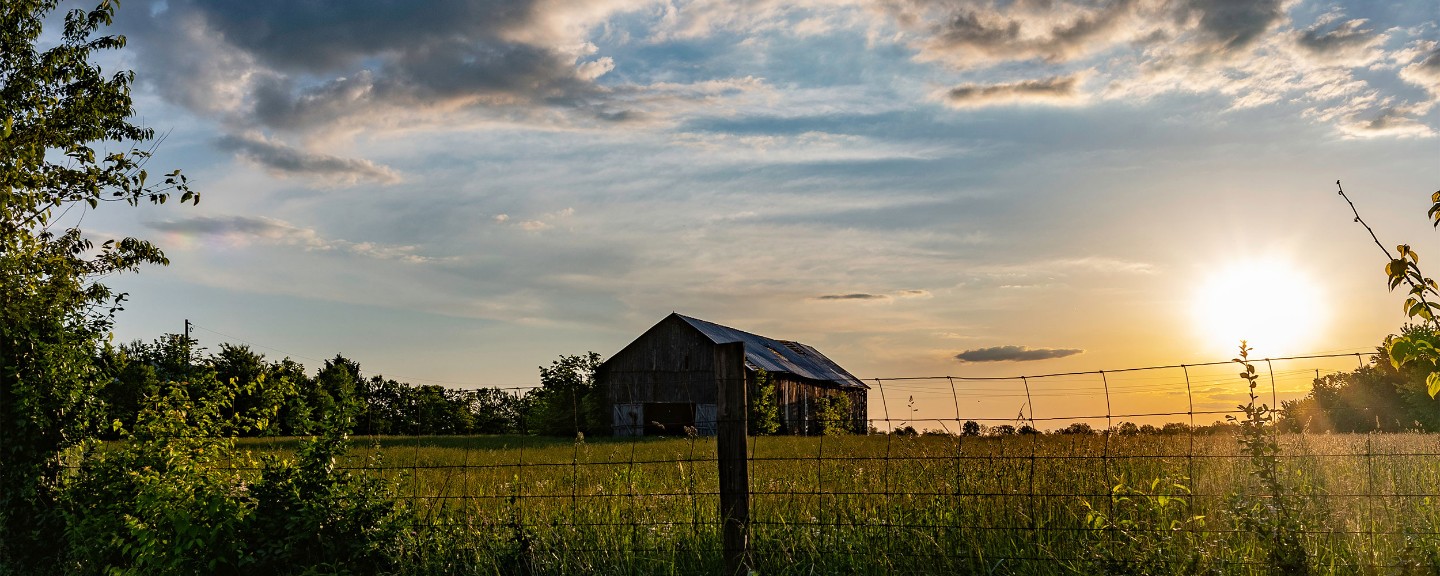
left=643, top=402, right=695, bottom=436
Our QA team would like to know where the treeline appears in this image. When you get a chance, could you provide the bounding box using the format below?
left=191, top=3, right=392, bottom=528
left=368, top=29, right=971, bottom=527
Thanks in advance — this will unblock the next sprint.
left=893, top=420, right=1247, bottom=437
left=96, top=335, right=605, bottom=438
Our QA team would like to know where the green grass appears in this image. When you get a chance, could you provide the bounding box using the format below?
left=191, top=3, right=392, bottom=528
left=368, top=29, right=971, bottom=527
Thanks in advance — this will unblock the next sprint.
left=235, top=433, right=1440, bottom=574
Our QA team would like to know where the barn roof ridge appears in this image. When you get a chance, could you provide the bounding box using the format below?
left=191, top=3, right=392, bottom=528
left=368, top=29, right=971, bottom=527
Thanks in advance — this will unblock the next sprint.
left=671, top=313, right=868, bottom=389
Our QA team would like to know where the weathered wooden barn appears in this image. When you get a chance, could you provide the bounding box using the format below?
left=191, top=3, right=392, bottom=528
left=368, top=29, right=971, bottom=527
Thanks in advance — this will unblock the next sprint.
left=598, top=313, right=868, bottom=436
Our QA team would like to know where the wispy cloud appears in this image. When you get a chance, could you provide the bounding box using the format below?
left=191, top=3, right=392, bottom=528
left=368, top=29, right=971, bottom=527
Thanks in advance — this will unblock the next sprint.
left=215, top=132, right=400, bottom=185
left=814, top=293, right=890, bottom=300
left=944, top=75, right=1084, bottom=108
left=955, top=345, right=1085, bottom=362
left=146, top=215, right=442, bottom=263
left=812, top=289, right=932, bottom=302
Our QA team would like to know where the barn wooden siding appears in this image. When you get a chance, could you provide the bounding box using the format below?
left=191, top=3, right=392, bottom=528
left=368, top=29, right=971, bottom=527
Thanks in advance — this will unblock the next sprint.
left=769, top=374, right=868, bottom=435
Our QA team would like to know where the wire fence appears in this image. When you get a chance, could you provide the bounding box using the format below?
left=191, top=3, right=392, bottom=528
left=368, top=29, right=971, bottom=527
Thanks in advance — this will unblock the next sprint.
left=240, top=350, right=1440, bottom=574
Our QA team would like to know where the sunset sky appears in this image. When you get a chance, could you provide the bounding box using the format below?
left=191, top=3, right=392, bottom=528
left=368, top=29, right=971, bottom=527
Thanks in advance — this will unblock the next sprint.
left=81, top=0, right=1438, bottom=424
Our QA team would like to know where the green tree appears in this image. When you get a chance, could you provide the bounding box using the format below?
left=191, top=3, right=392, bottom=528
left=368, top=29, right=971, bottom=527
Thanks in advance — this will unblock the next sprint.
left=1, top=1, right=195, bottom=570
left=311, top=354, right=361, bottom=431
left=525, top=353, right=604, bottom=436
left=748, top=369, right=780, bottom=435
left=815, top=392, right=854, bottom=436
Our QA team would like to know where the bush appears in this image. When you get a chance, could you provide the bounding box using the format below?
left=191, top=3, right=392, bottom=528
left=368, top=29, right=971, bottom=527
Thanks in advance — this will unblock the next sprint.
left=62, top=376, right=415, bottom=576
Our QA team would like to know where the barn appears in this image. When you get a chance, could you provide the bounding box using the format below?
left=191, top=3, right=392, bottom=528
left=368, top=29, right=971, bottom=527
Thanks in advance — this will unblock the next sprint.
left=598, top=313, right=868, bottom=436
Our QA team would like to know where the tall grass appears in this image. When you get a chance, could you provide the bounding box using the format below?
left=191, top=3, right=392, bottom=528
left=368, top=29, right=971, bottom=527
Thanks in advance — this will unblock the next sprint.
left=236, top=433, right=1440, bottom=574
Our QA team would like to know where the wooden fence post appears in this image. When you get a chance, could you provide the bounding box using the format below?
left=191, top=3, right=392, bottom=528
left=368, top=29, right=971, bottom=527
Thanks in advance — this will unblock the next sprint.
left=715, top=342, right=751, bottom=575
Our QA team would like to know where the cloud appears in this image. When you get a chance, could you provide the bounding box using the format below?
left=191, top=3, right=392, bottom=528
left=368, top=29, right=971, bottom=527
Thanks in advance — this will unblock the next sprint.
left=812, top=289, right=931, bottom=301
left=1399, top=42, right=1440, bottom=99
left=916, top=0, right=1142, bottom=67
left=215, top=132, right=400, bottom=184
left=1339, top=105, right=1435, bottom=138
left=146, top=215, right=441, bottom=263
left=1292, top=17, right=1386, bottom=66
left=955, top=345, right=1085, bottom=362
left=115, top=0, right=645, bottom=136
left=876, top=0, right=1432, bottom=137
left=814, top=293, right=891, bottom=300
left=1171, top=0, right=1286, bottom=55
left=944, top=75, right=1084, bottom=108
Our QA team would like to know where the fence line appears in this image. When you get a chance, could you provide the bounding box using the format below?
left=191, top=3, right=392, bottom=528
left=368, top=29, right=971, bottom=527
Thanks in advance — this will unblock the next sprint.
left=217, top=350, right=1440, bottom=573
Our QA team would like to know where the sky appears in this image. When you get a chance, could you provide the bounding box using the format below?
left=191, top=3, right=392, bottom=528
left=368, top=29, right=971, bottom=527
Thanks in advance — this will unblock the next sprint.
left=70, top=0, right=1440, bottom=425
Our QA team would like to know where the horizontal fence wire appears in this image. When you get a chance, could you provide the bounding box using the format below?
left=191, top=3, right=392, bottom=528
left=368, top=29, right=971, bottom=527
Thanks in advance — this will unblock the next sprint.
left=212, top=351, right=1438, bottom=574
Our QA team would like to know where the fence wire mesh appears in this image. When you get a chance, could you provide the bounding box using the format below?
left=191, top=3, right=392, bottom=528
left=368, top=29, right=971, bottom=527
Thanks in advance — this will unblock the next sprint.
left=235, top=351, right=1440, bottom=574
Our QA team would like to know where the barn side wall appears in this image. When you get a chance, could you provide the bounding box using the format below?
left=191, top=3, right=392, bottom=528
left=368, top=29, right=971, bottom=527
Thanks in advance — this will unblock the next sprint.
left=771, top=376, right=869, bottom=435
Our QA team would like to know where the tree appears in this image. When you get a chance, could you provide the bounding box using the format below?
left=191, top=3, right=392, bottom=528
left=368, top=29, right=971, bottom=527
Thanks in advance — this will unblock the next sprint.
left=525, top=353, right=604, bottom=436
left=1, top=1, right=195, bottom=570
left=748, top=369, right=780, bottom=435
left=961, top=420, right=981, bottom=436
left=311, top=354, right=361, bottom=430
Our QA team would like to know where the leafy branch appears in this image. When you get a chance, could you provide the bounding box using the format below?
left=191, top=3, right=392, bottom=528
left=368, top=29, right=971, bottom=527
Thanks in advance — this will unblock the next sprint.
left=1338, top=181, right=1440, bottom=397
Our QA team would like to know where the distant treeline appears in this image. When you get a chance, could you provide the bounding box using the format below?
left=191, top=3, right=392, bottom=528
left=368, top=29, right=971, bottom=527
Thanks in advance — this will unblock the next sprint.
left=96, top=335, right=604, bottom=438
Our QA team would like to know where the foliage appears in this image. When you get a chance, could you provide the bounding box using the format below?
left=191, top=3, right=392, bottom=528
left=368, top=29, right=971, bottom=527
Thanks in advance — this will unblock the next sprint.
left=63, top=372, right=258, bottom=575
left=748, top=369, right=780, bottom=435
left=1338, top=182, right=1440, bottom=398
left=814, top=392, right=854, bottom=436
left=1080, top=476, right=1211, bottom=575
left=524, top=353, right=605, bottom=436
left=1277, top=357, right=1434, bottom=433
left=64, top=372, right=414, bottom=576
left=1228, top=342, right=1310, bottom=575
left=961, top=420, right=981, bottom=436
left=242, top=429, right=415, bottom=575
left=1, top=0, right=196, bottom=570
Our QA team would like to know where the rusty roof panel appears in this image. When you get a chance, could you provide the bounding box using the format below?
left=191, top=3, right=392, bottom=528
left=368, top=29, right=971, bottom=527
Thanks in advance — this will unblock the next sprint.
left=675, top=314, right=868, bottom=389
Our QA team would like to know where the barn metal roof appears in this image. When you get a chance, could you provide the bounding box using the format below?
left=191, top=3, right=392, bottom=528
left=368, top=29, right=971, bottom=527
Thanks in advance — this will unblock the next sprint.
left=675, top=314, right=869, bottom=389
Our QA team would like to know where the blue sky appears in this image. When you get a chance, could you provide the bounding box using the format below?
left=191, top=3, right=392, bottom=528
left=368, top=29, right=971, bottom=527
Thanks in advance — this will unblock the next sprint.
left=80, top=0, right=1438, bottom=418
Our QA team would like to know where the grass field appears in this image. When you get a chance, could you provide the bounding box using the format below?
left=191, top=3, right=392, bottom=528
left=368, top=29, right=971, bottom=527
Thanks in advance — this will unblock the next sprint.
left=238, top=432, right=1440, bottom=574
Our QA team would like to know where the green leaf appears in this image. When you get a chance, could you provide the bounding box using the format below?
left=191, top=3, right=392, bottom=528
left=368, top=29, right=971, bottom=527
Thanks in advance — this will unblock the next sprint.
left=1428, top=373, right=1440, bottom=399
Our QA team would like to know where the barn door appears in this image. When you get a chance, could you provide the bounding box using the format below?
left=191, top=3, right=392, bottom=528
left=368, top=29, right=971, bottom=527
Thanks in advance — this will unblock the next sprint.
left=613, top=403, right=642, bottom=436
left=695, top=403, right=717, bottom=436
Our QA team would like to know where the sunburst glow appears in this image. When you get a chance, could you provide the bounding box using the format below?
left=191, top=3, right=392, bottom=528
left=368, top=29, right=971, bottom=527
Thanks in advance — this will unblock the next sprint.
left=1192, top=259, right=1326, bottom=357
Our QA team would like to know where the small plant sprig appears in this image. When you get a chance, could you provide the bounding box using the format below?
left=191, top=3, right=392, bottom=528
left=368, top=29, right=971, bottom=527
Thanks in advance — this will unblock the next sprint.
left=1081, top=475, right=1208, bottom=574
left=1229, top=342, right=1310, bottom=574
left=1338, top=181, right=1440, bottom=397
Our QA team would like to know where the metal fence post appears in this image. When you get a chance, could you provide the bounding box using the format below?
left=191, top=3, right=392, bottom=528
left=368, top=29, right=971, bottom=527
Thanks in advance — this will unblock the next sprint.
left=715, top=342, right=751, bottom=575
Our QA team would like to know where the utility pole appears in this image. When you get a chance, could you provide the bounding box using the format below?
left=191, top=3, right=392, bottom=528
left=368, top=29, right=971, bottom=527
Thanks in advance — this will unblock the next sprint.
left=183, top=319, right=192, bottom=373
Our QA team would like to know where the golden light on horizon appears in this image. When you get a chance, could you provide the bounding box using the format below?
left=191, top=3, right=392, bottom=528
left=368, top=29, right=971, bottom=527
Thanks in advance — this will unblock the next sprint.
left=1191, top=259, right=1326, bottom=357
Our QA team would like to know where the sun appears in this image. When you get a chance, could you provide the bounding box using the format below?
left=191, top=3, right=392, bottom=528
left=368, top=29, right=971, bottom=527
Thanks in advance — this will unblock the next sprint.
left=1191, top=259, right=1326, bottom=357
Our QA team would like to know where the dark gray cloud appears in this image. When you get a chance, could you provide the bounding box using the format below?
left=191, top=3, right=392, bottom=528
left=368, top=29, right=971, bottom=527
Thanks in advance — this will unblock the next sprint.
left=115, top=0, right=617, bottom=134
left=215, top=133, right=400, bottom=184
left=921, top=0, right=1139, bottom=65
left=1293, top=17, right=1382, bottom=65
left=955, top=345, right=1084, bottom=362
left=1296, top=19, right=1374, bottom=54
left=945, top=75, right=1080, bottom=107
left=1173, top=0, right=1285, bottom=54
left=814, top=293, right=890, bottom=300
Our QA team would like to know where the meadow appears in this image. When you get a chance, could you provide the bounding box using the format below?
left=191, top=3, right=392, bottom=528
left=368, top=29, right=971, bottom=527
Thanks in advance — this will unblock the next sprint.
left=235, top=432, right=1440, bottom=575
